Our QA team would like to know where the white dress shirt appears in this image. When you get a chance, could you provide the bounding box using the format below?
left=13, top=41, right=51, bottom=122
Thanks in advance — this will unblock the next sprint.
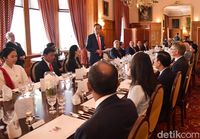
left=127, top=85, right=150, bottom=116
left=0, top=63, right=29, bottom=89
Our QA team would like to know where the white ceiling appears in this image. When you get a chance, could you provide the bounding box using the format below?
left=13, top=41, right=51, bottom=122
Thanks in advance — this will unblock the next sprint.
left=164, top=5, right=192, bottom=16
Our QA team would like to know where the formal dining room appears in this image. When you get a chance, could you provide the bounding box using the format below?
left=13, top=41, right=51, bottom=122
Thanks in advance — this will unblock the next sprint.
left=0, top=0, right=200, bottom=139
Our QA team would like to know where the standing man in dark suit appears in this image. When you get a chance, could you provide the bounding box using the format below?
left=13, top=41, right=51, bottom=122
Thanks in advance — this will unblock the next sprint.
left=5, top=32, right=26, bottom=67
left=86, top=24, right=105, bottom=65
left=34, top=47, right=61, bottom=82
left=154, top=51, right=176, bottom=121
left=74, top=61, right=138, bottom=139
left=170, top=42, right=188, bottom=101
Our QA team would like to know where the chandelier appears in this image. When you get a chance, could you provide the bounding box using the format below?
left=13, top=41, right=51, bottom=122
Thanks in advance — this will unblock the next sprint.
left=121, top=0, right=158, bottom=8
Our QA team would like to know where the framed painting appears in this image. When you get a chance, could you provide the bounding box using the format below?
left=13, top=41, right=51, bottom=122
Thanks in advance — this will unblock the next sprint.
left=103, top=1, right=109, bottom=16
left=138, top=6, right=152, bottom=21
left=172, top=19, right=180, bottom=28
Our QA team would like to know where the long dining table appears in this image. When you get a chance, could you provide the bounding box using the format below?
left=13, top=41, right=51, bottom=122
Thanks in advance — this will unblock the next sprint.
left=0, top=77, right=129, bottom=139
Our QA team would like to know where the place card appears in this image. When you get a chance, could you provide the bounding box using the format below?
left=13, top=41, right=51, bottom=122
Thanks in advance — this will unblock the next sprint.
left=75, top=68, right=84, bottom=80
left=14, top=97, right=35, bottom=119
left=32, top=120, right=45, bottom=129
left=20, top=115, right=85, bottom=139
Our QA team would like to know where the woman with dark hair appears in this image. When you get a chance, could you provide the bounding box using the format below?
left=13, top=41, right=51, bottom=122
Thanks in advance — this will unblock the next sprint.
left=0, top=47, right=28, bottom=89
left=128, top=52, right=157, bottom=115
left=64, top=45, right=81, bottom=73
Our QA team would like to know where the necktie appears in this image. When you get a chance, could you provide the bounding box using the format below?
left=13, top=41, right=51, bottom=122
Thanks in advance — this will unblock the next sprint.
left=49, top=64, right=53, bottom=71
left=97, top=35, right=102, bottom=56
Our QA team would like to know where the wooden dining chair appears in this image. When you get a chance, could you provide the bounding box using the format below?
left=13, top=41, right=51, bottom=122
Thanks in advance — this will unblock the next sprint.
left=145, top=84, right=164, bottom=137
left=128, top=116, right=149, bottom=139
left=30, top=61, right=39, bottom=82
left=177, top=63, right=193, bottom=126
left=167, top=71, right=182, bottom=130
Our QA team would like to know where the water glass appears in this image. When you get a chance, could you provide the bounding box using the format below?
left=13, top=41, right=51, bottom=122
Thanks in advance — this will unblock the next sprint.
left=46, top=88, right=57, bottom=114
left=19, top=85, right=26, bottom=98
left=27, top=82, right=34, bottom=96
left=57, top=93, right=65, bottom=113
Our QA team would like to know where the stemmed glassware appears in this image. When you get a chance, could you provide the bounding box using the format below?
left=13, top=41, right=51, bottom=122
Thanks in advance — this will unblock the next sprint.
left=27, top=82, right=34, bottom=97
left=57, top=92, right=66, bottom=113
left=46, top=88, right=57, bottom=114
left=19, top=84, right=26, bottom=98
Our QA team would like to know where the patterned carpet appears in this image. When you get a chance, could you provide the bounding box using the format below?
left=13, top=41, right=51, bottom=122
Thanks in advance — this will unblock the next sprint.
left=156, top=74, right=200, bottom=139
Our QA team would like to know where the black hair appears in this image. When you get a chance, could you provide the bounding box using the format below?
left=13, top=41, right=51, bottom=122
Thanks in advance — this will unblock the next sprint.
left=130, top=52, right=157, bottom=97
left=156, top=51, right=171, bottom=67
left=0, top=47, right=16, bottom=59
left=46, top=43, right=55, bottom=48
left=43, top=47, right=56, bottom=55
left=69, top=45, right=78, bottom=59
left=94, top=23, right=102, bottom=29
left=88, top=61, right=118, bottom=95
left=192, top=43, right=198, bottom=53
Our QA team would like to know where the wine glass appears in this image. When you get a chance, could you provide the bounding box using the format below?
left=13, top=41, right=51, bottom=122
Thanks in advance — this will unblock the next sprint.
left=19, top=84, right=26, bottom=98
left=46, top=89, right=57, bottom=114
left=27, top=82, right=34, bottom=97
left=2, top=109, right=14, bottom=125
left=57, top=93, right=65, bottom=113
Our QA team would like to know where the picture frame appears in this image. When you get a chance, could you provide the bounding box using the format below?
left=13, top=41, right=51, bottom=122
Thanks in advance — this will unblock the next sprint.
left=172, top=19, right=180, bottom=28
left=103, top=1, right=109, bottom=16
left=138, top=6, right=152, bottom=21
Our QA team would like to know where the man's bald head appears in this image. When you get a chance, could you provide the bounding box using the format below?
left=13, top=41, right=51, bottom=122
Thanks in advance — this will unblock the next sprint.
left=88, top=61, right=118, bottom=96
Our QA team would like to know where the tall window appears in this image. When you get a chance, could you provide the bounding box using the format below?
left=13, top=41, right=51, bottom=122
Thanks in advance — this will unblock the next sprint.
left=10, top=0, right=26, bottom=52
left=59, top=0, right=77, bottom=50
left=29, top=0, right=48, bottom=54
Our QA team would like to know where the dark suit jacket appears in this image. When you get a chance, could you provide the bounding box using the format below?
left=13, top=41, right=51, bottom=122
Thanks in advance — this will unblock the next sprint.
left=126, top=46, right=136, bottom=55
left=158, top=68, right=176, bottom=121
left=86, top=33, right=105, bottom=65
left=65, top=57, right=81, bottom=73
left=139, top=45, right=146, bottom=51
left=134, top=45, right=140, bottom=52
left=109, top=47, right=125, bottom=59
left=171, top=56, right=189, bottom=100
left=34, top=59, right=61, bottom=82
left=74, top=95, right=138, bottom=139
left=5, top=42, right=26, bottom=67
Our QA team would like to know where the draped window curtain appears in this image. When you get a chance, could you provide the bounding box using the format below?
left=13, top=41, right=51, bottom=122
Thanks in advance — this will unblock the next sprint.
left=68, top=0, right=88, bottom=66
left=114, top=0, right=129, bottom=40
left=38, top=0, right=59, bottom=47
left=0, top=0, right=15, bottom=50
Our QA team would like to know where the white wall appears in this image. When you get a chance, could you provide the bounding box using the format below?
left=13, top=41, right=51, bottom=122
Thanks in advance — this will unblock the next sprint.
left=129, top=0, right=200, bottom=23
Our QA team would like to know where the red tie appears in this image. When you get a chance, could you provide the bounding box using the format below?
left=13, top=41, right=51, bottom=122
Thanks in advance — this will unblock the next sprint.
left=49, top=64, right=53, bottom=71
left=97, top=35, right=102, bottom=56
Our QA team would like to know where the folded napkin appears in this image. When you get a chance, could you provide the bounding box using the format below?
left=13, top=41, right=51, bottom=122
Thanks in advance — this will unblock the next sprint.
left=2, top=84, right=13, bottom=101
left=20, top=115, right=85, bottom=139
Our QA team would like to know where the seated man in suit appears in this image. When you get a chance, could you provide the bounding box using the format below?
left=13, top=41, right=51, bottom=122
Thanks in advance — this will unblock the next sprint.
left=137, top=41, right=145, bottom=51
left=170, top=42, right=189, bottom=101
left=126, top=41, right=136, bottom=55
left=110, top=40, right=125, bottom=59
left=143, top=40, right=149, bottom=51
left=5, top=32, right=26, bottom=67
left=86, top=23, right=105, bottom=65
left=74, top=61, right=138, bottom=139
left=35, top=47, right=61, bottom=82
left=154, top=51, right=176, bottom=121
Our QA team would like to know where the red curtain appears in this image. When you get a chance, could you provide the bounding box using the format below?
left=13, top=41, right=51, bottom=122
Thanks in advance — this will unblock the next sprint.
left=0, top=0, right=15, bottom=50
left=38, top=0, right=59, bottom=47
left=68, top=0, right=88, bottom=66
left=114, top=0, right=123, bottom=40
